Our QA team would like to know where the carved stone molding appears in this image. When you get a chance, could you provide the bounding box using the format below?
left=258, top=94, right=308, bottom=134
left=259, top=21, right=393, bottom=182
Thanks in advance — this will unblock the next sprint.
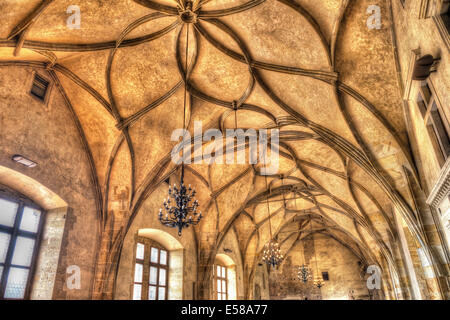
left=427, top=157, right=450, bottom=207
left=418, top=0, right=432, bottom=19
left=403, top=48, right=421, bottom=101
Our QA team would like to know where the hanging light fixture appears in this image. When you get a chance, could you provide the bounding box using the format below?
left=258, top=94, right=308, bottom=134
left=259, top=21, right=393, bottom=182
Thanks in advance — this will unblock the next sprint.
left=262, top=174, right=283, bottom=269
left=159, top=21, right=202, bottom=236
left=310, top=215, right=324, bottom=289
left=291, top=189, right=311, bottom=283
left=314, top=275, right=324, bottom=289
left=297, top=264, right=311, bottom=283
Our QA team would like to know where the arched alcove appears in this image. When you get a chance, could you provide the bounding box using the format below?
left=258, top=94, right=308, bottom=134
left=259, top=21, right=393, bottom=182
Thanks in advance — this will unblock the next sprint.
left=138, top=228, right=184, bottom=300
left=215, top=253, right=237, bottom=300
left=0, top=165, right=68, bottom=300
left=114, top=181, right=198, bottom=300
left=0, top=165, right=67, bottom=210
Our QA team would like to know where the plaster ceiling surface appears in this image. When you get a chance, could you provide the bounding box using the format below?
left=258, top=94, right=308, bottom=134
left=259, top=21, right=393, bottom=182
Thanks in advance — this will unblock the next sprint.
left=0, top=0, right=423, bottom=277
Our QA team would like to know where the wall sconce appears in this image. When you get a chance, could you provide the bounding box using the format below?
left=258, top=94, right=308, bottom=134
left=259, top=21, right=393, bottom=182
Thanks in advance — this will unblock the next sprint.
left=12, top=154, right=37, bottom=168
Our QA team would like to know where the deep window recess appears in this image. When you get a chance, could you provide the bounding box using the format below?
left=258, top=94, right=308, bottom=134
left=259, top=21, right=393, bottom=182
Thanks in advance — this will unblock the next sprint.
left=214, top=264, right=228, bottom=300
left=0, top=193, right=44, bottom=300
left=416, top=81, right=450, bottom=162
left=132, top=238, right=168, bottom=300
left=441, top=1, right=450, bottom=33
left=30, top=73, right=49, bottom=102
left=322, top=271, right=330, bottom=281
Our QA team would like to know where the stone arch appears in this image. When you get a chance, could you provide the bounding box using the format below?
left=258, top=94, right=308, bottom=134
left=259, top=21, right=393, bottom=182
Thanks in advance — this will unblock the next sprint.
left=0, top=165, right=68, bottom=300
left=138, top=228, right=184, bottom=300
left=215, top=253, right=237, bottom=300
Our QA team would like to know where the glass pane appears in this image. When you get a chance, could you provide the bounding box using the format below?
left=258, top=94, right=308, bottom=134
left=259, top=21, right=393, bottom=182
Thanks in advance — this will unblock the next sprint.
left=216, top=265, right=221, bottom=277
left=149, top=266, right=158, bottom=285
left=134, top=263, right=143, bottom=283
left=158, top=287, right=166, bottom=300
left=217, top=294, right=222, bottom=300
left=159, top=268, right=166, bottom=285
left=19, top=207, right=41, bottom=233
left=222, top=293, right=227, bottom=300
left=222, top=266, right=226, bottom=277
left=148, top=285, right=156, bottom=300
left=11, top=237, right=35, bottom=267
left=150, top=247, right=158, bottom=263
left=160, top=250, right=167, bottom=265
left=0, top=265, right=3, bottom=280
left=217, top=279, right=221, bottom=292
left=133, top=284, right=142, bottom=300
left=0, top=232, right=11, bottom=263
left=0, top=198, right=18, bottom=227
left=222, top=280, right=226, bottom=293
left=4, top=267, right=29, bottom=299
left=136, top=243, right=145, bottom=260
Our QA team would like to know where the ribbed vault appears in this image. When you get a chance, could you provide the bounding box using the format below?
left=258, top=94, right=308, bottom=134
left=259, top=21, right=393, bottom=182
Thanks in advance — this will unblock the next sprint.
left=0, top=0, right=436, bottom=298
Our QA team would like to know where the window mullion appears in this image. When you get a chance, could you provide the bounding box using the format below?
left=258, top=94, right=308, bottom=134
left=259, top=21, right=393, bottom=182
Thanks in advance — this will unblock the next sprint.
left=142, top=245, right=149, bottom=300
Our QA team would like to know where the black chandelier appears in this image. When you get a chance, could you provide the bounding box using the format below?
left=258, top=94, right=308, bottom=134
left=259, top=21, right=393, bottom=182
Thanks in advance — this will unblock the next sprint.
left=297, top=264, right=311, bottom=283
left=159, top=21, right=202, bottom=236
left=159, top=173, right=202, bottom=236
left=310, top=215, right=324, bottom=289
left=262, top=175, right=283, bottom=269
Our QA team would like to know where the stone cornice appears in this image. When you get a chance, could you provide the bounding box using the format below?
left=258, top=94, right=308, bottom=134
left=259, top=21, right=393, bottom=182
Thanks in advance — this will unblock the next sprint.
left=427, top=157, right=450, bottom=207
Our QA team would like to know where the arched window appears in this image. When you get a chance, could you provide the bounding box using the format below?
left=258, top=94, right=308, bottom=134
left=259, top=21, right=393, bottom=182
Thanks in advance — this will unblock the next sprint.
left=0, top=191, right=44, bottom=299
left=132, top=237, right=169, bottom=300
left=214, top=254, right=237, bottom=300
left=214, top=264, right=228, bottom=300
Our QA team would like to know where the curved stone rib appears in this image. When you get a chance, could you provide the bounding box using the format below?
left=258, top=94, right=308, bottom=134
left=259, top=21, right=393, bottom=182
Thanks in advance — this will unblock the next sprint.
left=104, top=14, right=174, bottom=208
left=106, top=12, right=170, bottom=121
left=198, top=0, right=266, bottom=18
left=276, top=0, right=331, bottom=67
left=338, top=82, right=416, bottom=178
left=116, top=81, right=183, bottom=130
left=0, top=60, right=114, bottom=119
left=47, top=70, right=103, bottom=228
left=102, top=134, right=126, bottom=227
left=7, top=0, right=54, bottom=40
left=194, top=21, right=337, bottom=82
left=0, top=19, right=180, bottom=52
left=330, top=0, right=350, bottom=66
left=133, top=0, right=179, bottom=15
left=54, top=64, right=113, bottom=115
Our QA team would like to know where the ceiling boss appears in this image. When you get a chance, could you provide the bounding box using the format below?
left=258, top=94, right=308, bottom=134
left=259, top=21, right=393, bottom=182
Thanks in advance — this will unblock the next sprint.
left=179, top=0, right=198, bottom=24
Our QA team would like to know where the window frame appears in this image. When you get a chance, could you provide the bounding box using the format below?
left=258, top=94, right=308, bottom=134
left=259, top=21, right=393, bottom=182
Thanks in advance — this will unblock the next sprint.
left=132, top=237, right=169, bottom=300
left=416, top=80, right=450, bottom=165
left=28, top=71, right=53, bottom=106
left=214, top=263, right=228, bottom=300
left=418, top=0, right=450, bottom=49
left=0, top=188, right=45, bottom=300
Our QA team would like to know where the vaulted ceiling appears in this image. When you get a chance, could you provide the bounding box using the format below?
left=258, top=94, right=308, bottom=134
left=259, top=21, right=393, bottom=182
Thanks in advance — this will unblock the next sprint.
left=0, top=0, right=427, bottom=285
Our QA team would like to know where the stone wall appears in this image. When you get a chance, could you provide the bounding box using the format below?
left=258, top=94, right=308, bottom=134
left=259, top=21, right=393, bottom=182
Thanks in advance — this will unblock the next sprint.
left=114, top=181, right=197, bottom=300
left=216, top=228, right=245, bottom=300
left=0, top=66, right=100, bottom=299
left=269, top=234, right=369, bottom=300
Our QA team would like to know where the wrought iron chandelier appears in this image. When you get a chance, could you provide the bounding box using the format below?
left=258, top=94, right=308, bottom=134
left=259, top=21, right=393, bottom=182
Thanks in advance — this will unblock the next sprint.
left=314, top=276, right=324, bottom=289
left=297, top=264, right=311, bottom=283
left=262, top=240, right=283, bottom=269
left=262, top=175, right=283, bottom=269
left=310, top=215, right=324, bottom=289
left=159, top=21, right=202, bottom=236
